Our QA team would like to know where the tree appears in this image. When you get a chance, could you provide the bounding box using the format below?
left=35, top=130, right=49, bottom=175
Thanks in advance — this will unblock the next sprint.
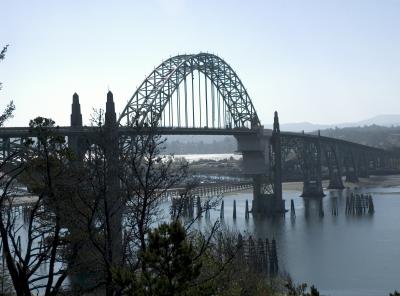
left=119, top=127, right=189, bottom=260
left=0, top=117, right=78, bottom=295
left=0, top=109, right=230, bottom=295
left=68, top=111, right=192, bottom=295
left=114, top=220, right=210, bottom=296
left=285, top=279, right=320, bottom=296
left=64, top=109, right=126, bottom=295
left=0, top=44, right=15, bottom=127
left=0, top=101, right=15, bottom=127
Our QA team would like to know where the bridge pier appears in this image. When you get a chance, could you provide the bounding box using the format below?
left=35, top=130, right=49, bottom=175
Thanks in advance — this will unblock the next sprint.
left=302, top=180, right=325, bottom=197
left=67, top=93, right=93, bottom=290
left=67, top=92, right=123, bottom=291
left=1, top=137, right=10, bottom=159
left=300, top=137, right=325, bottom=198
left=68, top=92, right=84, bottom=159
left=236, top=112, right=285, bottom=216
left=324, top=143, right=345, bottom=190
left=357, top=151, right=370, bottom=178
left=345, top=168, right=359, bottom=182
left=104, top=91, right=123, bottom=264
left=344, top=150, right=359, bottom=182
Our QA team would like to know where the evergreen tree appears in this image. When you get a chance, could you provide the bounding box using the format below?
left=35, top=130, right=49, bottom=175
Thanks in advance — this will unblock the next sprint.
left=114, top=220, right=211, bottom=296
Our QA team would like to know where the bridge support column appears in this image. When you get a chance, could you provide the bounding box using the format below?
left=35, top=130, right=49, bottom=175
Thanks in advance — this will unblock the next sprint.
left=251, top=113, right=285, bottom=215
left=235, top=112, right=285, bottom=216
left=302, top=181, right=325, bottom=197
left=68, top=92, right=123, bottom=292
left=104, top=91, right=123, bottom=264
left=68, top=93, right=91, bottom=291
left=1, top=137, right=10, bottom=159
left=345, top=150, right=359, bottom=182
left=68, top=92, right=84, bottom=159
left=357, top=151, right=369, bottom=178
left=345, top=167, right=359, bottom=183
left=272, top=112, right=283, bottom=205
left=325, top=143, right=344, bottom=190
left=300, top=136, right=325, bottom=198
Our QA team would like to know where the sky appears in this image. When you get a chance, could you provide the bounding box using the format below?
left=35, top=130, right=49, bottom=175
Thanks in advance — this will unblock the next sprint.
left=0, top=0, right=399, bottom=127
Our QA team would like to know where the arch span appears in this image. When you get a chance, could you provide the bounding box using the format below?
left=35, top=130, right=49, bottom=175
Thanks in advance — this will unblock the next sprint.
left=118, top=53, right=261, bottom=129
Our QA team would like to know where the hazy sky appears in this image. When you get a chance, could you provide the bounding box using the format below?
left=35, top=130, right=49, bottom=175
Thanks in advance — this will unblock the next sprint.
left=1, top=0, right=399, bottom=127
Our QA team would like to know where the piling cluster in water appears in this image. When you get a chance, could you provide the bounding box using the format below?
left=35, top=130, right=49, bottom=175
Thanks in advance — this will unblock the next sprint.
left=236, top=234, right=279, bottom=276
left=168, top=183, right=252, bottom=201
left=171, top=195, right=195, bottom=218
left=171, top=190, right=376, bottom=222
left=231, top=199, right=250, bottom=220
left=345, top=193, right=375, bottom=216
left=169, top=182, right=252, bottom=219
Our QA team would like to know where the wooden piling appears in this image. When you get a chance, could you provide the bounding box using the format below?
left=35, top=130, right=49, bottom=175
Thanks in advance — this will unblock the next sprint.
left=205, top=200, right=210, bottom=219
left=368, top=194, right=375, bottom=215
left=245, top=200, right=249, bottom=220
left=290, top=199, right=296, bottom=218
left=197, top=195, right=202, bottom=217
left=271, top=239, right=279, bottom=274
left=319, top=200, right=324, bottom=217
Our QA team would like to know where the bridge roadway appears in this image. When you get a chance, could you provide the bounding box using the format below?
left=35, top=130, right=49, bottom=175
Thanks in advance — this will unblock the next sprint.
left=0, top=126, right=384, bottom=153
left=1, top=52, right=398, bottom=216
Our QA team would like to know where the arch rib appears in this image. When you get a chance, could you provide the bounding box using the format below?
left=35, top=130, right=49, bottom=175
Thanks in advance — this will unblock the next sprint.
left=118, top=53, right=261, bottom=129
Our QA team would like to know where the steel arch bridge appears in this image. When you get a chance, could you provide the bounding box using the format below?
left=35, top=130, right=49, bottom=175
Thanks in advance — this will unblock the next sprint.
left=118, top=53, right=260, bottom=129
left=1, top=53, right=400, bottom=214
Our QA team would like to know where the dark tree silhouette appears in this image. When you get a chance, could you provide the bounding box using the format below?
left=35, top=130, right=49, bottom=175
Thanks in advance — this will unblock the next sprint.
left=113, top=220, right=215, bottom=296
left=0, top=44, right=15, bottom=127
left=0, top=117, right=78, bottom=296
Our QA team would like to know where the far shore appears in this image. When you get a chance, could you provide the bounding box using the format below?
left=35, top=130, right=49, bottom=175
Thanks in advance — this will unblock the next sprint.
left=282, top=174, right=400, bottom=192
left=10, top=174, right=400, bottom=206
left=226, top=174, right=400, bottom=195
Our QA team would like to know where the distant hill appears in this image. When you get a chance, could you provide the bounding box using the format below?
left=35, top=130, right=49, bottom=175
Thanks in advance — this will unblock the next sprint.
left=278, top=122, right=331, bottom=132
left=162, top=114, right=400, bottom=154
left=274, top=114, right=400, bottom=132
left=353, top=114, right=400, bottom=127
left=164, top=136, right=237, bottom=154
left=319, top=125, right=400, bottom=150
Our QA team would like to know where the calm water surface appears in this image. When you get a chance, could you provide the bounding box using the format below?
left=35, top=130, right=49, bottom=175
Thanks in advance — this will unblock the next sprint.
left=198, top=177, right=400, bottom=296
left=8, top=172, right=400, bottom=295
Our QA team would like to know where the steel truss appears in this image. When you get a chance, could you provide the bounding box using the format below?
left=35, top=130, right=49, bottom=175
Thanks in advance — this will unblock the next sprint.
left=118, top=53, right=260, bottom=129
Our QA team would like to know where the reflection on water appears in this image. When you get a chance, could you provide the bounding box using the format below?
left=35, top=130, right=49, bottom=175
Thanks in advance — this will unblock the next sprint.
left=184, top=179, right=400, bottom=296
left=5, top=177, right=400, bottom=295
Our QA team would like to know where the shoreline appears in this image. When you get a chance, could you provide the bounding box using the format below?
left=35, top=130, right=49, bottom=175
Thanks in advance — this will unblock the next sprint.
left=11, top=174, right=400, bottom=205
left=282, top=174, right=400, bottom=192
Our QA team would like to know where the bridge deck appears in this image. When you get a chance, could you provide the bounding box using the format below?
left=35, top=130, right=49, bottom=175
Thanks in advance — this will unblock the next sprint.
left=0, top=126, right=384, bottom=152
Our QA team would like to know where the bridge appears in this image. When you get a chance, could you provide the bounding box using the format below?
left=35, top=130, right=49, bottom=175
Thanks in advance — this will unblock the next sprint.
left=1, top=53, right=399, bottom=215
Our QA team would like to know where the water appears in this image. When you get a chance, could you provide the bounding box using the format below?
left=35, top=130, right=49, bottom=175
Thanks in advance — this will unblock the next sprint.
left=6, top=174, right=400, bottom=295
left=200, top=178, right=400, bottom=296
left=174, top=153, right=241, bottom=162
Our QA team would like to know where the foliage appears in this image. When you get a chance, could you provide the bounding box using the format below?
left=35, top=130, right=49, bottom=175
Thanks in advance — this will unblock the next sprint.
left=0, top=44, right=14, bottom=127
left=285, top=278, right=320, bottom=296
left=0, top=45, right=9, bottom=92
left=114, top=220, right=214, bottom=296
left=0, top=111, right=322, bottom=296
left=0, top=116, right=78, bottom=296
left=0, top=45, right=8, bottom=61
left=0, top=101, right=15, bottom=127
